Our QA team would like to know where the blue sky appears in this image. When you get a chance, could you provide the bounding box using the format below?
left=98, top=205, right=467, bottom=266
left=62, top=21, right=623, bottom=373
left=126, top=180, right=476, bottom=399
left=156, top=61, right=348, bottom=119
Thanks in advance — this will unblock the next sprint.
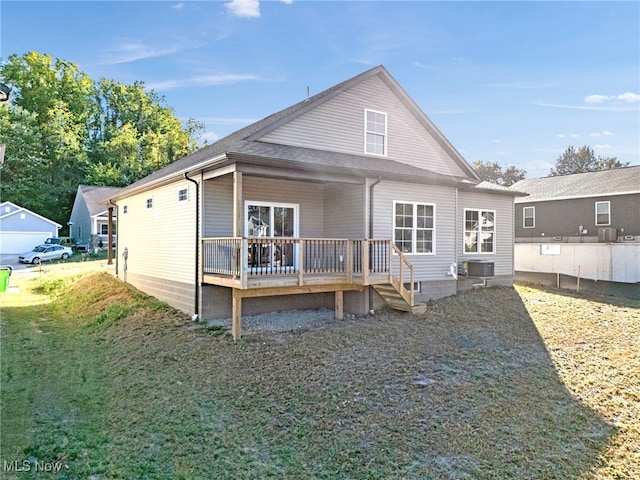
left=2, top=1, right=638, bottom=178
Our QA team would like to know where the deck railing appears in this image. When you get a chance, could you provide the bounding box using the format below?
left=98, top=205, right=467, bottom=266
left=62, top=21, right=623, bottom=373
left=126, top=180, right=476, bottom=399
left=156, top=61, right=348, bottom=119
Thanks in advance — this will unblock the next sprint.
left=202, top=238, right=398, bottom=284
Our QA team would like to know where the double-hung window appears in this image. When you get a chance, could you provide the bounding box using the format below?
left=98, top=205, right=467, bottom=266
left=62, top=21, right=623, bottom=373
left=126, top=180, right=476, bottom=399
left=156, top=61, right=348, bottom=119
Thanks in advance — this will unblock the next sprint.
left=178, top=187, right=189, bottom=202
left=523, top=206, right=535, bottom=228
left=464, top=209, right=495, bottom=254
left=365, top=109, right=387, bottom=156
left=394, top=202, right=435, bottom=254
left=595, top=201, right=610, bottom=226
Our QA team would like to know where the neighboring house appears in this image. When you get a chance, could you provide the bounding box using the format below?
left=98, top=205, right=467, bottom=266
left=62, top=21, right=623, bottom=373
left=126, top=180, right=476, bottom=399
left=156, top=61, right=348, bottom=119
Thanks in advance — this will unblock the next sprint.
left=69, top=185, right=121, bottom=247
left=510, top=166, right=640, bottom=296
left=110, top=65, right=520, bottom=338
left=0, top=201, right=61, bottom=254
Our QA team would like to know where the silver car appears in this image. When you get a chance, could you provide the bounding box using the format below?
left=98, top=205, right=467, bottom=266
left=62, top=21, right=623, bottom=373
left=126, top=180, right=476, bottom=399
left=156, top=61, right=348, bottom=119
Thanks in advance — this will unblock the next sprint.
left=18, top=245, right=73, bottom=264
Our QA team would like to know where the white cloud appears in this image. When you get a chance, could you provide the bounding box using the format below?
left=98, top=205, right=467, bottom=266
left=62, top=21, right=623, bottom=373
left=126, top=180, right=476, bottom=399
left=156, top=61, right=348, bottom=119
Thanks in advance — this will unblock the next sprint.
left=585, top=94, right=609, bottom=103
left=225, top=0, right=261, bottom=18
left=556, top=133, right=566, bottom=138
left=280, top=0, right=294, bottom=4
left=584, top=92, right=639, bottom=104
left=570, top=133, right=580, bottom=138
left=101, top=41, right=180, bottom=64
left=594, top=144, right=612, bottom=150
left=590, top=130, right=615, bottom=137
left=491, top=139, right=502, bottom=144
left=535, top=102, right=637, bottom=112
left=173, top=3, right=184, bottom=9
left=617, top=92, right=640, bottom=103
left=147, top=73, right=267, bottom=90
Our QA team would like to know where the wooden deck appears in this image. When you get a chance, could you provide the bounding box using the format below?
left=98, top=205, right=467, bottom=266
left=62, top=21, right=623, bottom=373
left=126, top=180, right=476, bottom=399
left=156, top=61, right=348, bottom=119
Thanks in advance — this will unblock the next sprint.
left=201, top=237, right=418, bottom=339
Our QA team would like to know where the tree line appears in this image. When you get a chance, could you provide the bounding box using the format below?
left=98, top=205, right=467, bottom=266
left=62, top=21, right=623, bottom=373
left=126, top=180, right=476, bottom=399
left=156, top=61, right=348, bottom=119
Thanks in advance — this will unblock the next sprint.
left=472, top=146, right=628, bottom=187
left=0, top=52, right=203, bottom=227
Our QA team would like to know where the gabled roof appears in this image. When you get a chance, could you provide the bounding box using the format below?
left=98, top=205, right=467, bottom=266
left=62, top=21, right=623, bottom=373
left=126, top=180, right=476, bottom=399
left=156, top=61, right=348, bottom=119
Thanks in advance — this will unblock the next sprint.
left=0, top=201, right=62, bottom=227
left=511, top=166, right=640, bottom=203
left=78, top=185, right=122, bottom=216
left=111, top=65, right=483, bottom=200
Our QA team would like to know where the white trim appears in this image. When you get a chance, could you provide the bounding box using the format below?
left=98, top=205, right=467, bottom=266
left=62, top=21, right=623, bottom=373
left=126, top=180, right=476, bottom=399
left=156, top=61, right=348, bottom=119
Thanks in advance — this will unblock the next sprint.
left=364, top=108, right=387, bottom=156
left=515, top=190, right=639, bottom=203
left=244, top=201, right=299, bottom=238
left=595, top=200, right=611, bottom=226
left=463, top=208, right=496, bottom=255
left=523, top=206, right=535, bottom=228
left=0, top=201, right=62, bottom=227
left=392, top=201, right=436, bottom=255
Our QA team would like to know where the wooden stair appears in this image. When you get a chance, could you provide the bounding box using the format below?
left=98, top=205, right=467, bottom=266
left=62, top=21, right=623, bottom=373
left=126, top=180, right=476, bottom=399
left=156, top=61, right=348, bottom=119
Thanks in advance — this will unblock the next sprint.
left=373, top=283, right=427, bottom=315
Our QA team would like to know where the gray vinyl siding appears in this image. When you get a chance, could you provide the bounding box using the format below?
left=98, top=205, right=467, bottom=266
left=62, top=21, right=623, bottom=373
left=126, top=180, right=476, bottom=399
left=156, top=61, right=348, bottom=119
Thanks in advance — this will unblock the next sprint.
left=243, top=176, right=324, bottom=237
left=458, top=190, right=514, bottom=277
left=371, top=180, right=458, bottom=280
left=0, top=211, right=56, bottom=232
left=261, top=75, right=467, bottom=178
left=323, top=184, right=365, bottom=238
left=514, top=193, right=640, bottom=238
left=203, top=176, right=233, bottom=237
left=69, top=192, right=92, bottom=244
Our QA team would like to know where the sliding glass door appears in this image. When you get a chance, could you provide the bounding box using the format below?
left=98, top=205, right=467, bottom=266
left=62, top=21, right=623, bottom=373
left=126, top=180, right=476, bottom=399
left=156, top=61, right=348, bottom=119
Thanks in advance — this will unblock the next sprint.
left=246, top=202, right=298, bottom=271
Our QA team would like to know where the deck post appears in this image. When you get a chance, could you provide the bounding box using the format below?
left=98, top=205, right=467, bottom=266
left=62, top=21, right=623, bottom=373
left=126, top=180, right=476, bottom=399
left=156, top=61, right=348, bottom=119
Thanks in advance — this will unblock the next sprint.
left=335, top=290, right=344, bottom=320
left=233, top=172, right=243, bottom=237
left=362, top=240, right=370, bottom=285
left=298, top=239, right=305, bottom=286
left=232, top=289, right=242, bottom=341
left=346, top=240, right=353, bottom=283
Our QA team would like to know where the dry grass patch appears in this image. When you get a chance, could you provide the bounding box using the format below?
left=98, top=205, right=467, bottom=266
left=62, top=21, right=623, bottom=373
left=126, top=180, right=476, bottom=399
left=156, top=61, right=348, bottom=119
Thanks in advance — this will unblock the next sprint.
left=1, top=271, right=638, bottom=479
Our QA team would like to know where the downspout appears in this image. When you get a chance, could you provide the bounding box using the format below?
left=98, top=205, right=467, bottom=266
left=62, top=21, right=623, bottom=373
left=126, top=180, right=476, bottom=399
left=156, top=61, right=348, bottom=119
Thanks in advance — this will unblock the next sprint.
left=368, top=176, right=382, bottom=312
left=184, top=171, right=200, bottom=319
left=108, top=199, right=118, bottom=276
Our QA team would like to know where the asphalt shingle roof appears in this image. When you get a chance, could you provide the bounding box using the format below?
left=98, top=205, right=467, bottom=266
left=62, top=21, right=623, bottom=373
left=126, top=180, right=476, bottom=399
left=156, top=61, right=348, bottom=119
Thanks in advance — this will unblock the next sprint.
left=510, top=166, right=640, bottom=202
left=79, top=185, right=122, bottom=215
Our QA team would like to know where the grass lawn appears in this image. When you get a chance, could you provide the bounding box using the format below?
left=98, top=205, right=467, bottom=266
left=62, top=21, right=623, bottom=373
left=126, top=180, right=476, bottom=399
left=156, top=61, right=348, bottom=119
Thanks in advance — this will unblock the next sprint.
left=1, top=262, right=638, bottom=479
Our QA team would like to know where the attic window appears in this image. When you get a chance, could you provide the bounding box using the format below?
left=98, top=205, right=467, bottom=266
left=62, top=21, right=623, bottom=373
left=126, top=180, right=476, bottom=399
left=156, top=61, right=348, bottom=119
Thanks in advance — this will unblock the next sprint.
left=123, top=205, right=128, bottom=215
left=146, top=198, right=153, bottom=210
left=178, top=187, right=188, bottom=202
left=365, top=109, right=387, bottom=156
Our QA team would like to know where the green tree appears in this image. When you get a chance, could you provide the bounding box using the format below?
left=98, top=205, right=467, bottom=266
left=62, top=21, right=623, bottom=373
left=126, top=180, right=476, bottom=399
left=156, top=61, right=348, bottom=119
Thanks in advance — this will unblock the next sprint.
left=549, top=146, right=628, bottom=176
left=472, top=160, right=526, bottom=187
left=86, top=79, right=203, bottom=186
left=0, top=51, right=203, bottom=225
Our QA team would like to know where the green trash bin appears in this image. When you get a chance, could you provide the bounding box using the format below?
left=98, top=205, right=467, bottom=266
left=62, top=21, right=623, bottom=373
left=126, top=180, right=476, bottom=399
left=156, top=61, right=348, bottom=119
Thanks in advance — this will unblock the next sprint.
left=0, top=267, right=12, bottom=292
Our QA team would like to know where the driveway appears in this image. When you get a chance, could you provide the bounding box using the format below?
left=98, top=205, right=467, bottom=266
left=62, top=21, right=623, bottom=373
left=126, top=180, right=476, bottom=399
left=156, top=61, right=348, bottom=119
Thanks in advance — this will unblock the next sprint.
left=0, top=254, right=31, bottom=271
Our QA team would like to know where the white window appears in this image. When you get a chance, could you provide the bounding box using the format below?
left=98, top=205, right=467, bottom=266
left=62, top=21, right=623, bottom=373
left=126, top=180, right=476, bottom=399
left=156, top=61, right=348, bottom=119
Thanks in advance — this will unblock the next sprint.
left=393, top=202, right=435, bottom=254
left=20, top=213, right=26, bottom=220
left=122, top=205, right=128, bottom=215
left=365, top=109, right=387, bottom=156
left=178, top=187, right=188, bottom=202
left=464, top=209, right=496, bottom=254
left=523, top=206, right=535, bottom=228
left=146, top=198, right=153, bottom=210
left=595, top=201, right=610, bottom=226
left=100, top=224, right=109, bottom=235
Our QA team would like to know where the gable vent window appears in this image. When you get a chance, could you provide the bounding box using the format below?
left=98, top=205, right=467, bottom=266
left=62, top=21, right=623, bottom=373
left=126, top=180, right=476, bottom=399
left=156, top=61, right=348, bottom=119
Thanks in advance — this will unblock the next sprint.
left=146, top=198, right=153, bottom=210
left=365, top=109, right=387, bottom=156
left=595, top=201, right=610, bottom=226
left=123, top=205, right=128, bottom=215
left=178, top=187, right=189, bottom=202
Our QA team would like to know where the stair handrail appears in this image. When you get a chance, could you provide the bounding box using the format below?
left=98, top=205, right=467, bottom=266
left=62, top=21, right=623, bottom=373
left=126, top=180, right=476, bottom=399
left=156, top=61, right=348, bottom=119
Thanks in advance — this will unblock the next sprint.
left=390, top=243, right=415, bottom=306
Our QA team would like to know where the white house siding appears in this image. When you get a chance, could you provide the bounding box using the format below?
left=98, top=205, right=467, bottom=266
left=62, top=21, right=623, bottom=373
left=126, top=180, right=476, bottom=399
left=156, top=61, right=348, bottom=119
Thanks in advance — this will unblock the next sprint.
left=458, top=190, right=514, bottom=278
left=261, top=75, right=467, bottom=178
left=116, top=179, right=196, bottom=313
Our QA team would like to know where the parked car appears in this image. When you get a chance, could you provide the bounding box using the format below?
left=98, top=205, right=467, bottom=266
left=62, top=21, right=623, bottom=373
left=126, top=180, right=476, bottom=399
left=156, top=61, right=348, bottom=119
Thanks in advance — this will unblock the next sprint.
left=44, top=237, right=76, bottom=249
left=18, top=245, right=73, bottom=264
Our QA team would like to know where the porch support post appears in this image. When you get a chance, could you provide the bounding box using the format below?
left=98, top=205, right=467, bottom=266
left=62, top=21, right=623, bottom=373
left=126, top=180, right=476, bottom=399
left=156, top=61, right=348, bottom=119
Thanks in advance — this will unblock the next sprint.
left=362, top=240, right=370, bottom=285
left=335, top=290, right=344, bottom=320
left=233, top=171, right=243, bottom=237
left=232, top=289, right=242, bottom=341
